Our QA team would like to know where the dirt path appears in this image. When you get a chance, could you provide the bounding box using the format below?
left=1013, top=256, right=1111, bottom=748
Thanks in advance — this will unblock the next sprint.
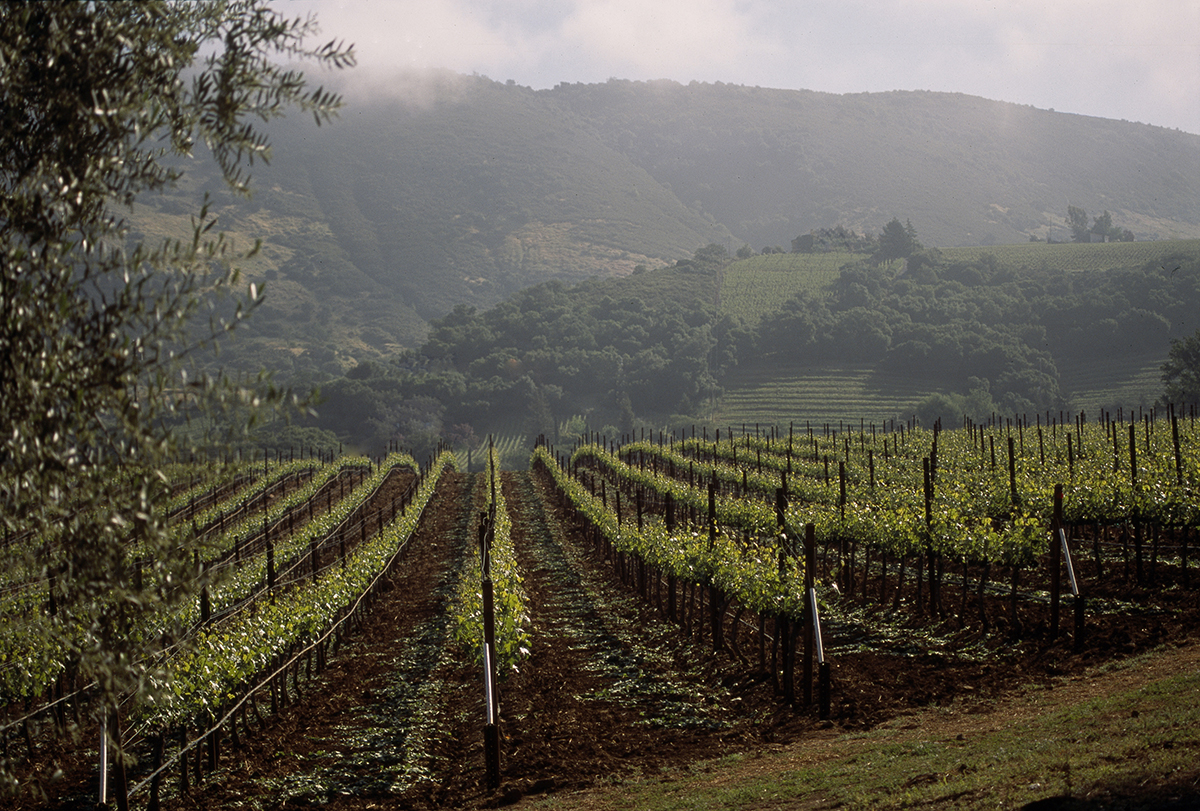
left=486, top=471, right=759, bottom=798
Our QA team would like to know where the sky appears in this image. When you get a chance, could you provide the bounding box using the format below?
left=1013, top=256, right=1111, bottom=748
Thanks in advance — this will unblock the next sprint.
left=286, top=0, right=1200, bottom=135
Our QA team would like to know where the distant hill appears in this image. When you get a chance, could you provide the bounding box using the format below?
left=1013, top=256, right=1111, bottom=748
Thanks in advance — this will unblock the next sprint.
left=550, top=80, right=1200, bottom=249
left=133, top=73, right=1200, bottom=380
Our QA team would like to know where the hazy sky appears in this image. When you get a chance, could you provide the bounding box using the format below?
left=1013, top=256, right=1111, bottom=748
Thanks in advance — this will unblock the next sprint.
left=287, top=0, right=1200, bottom=135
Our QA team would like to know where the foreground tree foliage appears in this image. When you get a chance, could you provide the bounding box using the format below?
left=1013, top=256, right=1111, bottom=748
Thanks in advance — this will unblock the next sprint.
left=0, top=0, right=351, bottom=788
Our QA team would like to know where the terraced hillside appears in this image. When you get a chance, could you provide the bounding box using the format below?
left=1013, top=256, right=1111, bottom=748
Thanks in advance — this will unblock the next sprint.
left=714, top=362, right=938, bottom=428
left=712, top=240, right=1200, bottom=426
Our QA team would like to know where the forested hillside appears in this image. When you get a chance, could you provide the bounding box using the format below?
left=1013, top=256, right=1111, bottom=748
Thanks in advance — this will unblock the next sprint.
left=117, top=72, right=1200, bottom=454
left=130, top=73, right=1200, bottom=382
left=278, top=241, right=1200, bottom=459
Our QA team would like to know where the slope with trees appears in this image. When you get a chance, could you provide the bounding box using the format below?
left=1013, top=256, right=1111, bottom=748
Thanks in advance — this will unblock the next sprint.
left=290, top=220, right=1200, bottom=455
left=1161, top=329, right=1200, bottom=406
left=118, top=75, right=1200, bottom=378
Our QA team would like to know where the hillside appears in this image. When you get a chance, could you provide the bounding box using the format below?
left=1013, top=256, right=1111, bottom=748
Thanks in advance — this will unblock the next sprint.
left=131, top=73, right=1200, bottom=381
left=262, top=236, right=1200, bottom=463
left=712, top=240, right=1200, bottom=428
left=552, top=80, right=1200, bottom=249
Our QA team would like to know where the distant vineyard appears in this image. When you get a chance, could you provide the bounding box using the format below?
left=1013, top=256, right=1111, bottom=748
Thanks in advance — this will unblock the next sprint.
left=718, top=252, right=868, bottom=319
left=1059, top=351, right=1167, bottom=414
left=939, top=239, right=1200, bottom=274
left=456, top=433, right=529, bottom=471
left=715, top=362, right=938, bottom=428
left=720, top=241, right=1200, bottom=326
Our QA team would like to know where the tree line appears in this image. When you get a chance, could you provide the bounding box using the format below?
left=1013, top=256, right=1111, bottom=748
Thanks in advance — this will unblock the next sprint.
left=287, top=231, right=1200, bottom=458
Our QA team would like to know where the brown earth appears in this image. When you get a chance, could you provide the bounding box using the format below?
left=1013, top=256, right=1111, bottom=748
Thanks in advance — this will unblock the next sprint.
left=157, top=470, right=1200, bottom=809
left=14, top=466, right=1200, bottom=810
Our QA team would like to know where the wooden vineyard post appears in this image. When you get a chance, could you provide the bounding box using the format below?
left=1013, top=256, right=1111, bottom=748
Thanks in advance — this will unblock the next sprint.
left=148, top=730, right=164, bottom=811
left=198, top=552, right=211, bottom=625
left=1008, top=437, right=1018, bottom=506
left=1172, top=411, right=1184, bottom=486
left=1050, top=484, right=1063, bottom=639
left=778, top=546, right=792, bottom=705
left=666, top=488, right=677, bottom=622
left=266, top=525, right=275, bottom=598
left=922, top=457, right=938, bottom=617
left=838, top=461, right=847, bottom=522
left=802, top=523, right=815, bottom=709
left=707, top=480, right=716, bottom=550
left=1008, top=563, right=1021, bottom=640
left=1069, top=531, right=1086, bottom=650
left=775, top=492, right=792, bottom=699
left=1184, top=527, right=1191, bottom=589
left=808, top=578, right=831, bottom=720
left=480, top=468, right=501, bottom=792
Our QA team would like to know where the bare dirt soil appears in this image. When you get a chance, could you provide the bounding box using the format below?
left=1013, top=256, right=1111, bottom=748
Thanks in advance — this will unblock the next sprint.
left=135, top=469, right=1200, bottom=811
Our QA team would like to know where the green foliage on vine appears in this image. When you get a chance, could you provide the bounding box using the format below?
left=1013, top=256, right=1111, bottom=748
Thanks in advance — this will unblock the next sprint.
left=451, top=447, right=532, bottom=673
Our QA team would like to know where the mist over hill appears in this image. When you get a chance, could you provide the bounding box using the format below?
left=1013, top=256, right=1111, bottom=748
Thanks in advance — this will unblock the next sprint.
left=135, top=72, right=1200, bottom=381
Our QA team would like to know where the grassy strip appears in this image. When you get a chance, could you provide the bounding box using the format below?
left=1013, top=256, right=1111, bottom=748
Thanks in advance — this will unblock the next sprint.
left=939, top=239, right=1200, bottom=275
left=527, top=645, right=1200, bottom=810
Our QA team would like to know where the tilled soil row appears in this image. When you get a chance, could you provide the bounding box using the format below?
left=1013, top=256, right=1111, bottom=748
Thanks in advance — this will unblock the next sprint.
left=478, top=470, right=792, bottom=800
left=38, top=462, right=1195, bottom=811
left=13, top=467, right=464, bottom=811
left=163, top=469, right=477, bottom=810
left=420, top=468, right=855, bottom=808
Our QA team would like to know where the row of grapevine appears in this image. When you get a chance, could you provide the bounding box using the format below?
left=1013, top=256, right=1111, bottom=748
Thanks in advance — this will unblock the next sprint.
left=584, top=407, right=1200, bottom=568
left=140, top=451, right=437, bottom=728
left=0, top=457, right=314, bottom=613
left=0, top=457, right=365, bottom=706
left=550, top=405, right=1198, bottom=650
left=451, top=444, right=532, bottom=673
left=106, top=452, right=453, bottom=808
left=163, top=457, right=409, bottom=650
left=164, top=460, right=258, bottom=521
left=531, top=441, right=819, bottom=709
left=1, top=451, right=446, bottom=808
left=533, top=444, right=806, bottom=620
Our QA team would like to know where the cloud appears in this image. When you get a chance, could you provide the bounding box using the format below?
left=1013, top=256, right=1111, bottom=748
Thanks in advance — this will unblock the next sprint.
left=297, top=0, right=514, bottom=71
left=556, top=0, right=758, bottom=77
left=284, top=0, right=1200, bottom=133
